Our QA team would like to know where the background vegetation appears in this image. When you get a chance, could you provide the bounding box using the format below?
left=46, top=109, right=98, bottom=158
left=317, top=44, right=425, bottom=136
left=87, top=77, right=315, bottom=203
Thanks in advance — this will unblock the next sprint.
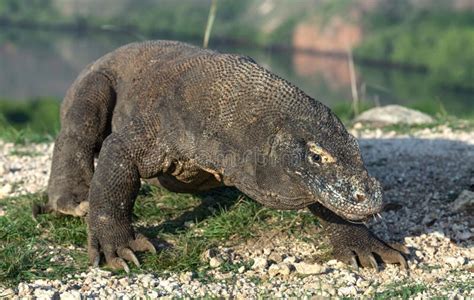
left=1, top=0, right=472, bottom=90
left=357, top=5, right=474, bottom=90
left=0, top=0, right=472, bottom=134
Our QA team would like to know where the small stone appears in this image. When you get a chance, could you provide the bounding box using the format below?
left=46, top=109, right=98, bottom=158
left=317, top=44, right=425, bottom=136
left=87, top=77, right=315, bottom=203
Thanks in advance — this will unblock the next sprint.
left=17, top=283, right=30, bottom=296
left=344, top=273, right=357, bottom=285
left=184, top=220, right=194, bottom=228
left=452, top=190, right=474, bottom=213
left=338, top=285, right=357, bottom=296
left=238, top=266, right=246, bottom=273
left=34, top=289, right=58, bottom=299
left=0, top=183, right=11, bottom=198
left=147, top=290, right=159, bottom=298
left=251, top=257, right=268, bottom=270
left=141, top=274, right=154, bottom=287
left=61, top=290, right=82, bottom=300
left=283, top=256, right=296, bottom=264
left=363, top=286, right=376, bottom=296
left=0, top=288, right=14, bottom=298
left=209, top=257, right=223, bottom=268
left=354, top=105, right=433, bottom=127
left=118, top=277, right=129, bottom=287
left=179, top=271, right=194, bottom=283
left=294, top=262, right=326, bottom=275
left=326, top=259, right=338, bottom=266
left=268, top=264, right=280, bottom=277
left=268, top=252, right=283, bottom=263
left=455, top=231, right=472, bottom=241
left=8, top=163, right=21, bottom=173
left=278, top=263, right=291, bottom=276
left=431, top=231, right=446, bottom=239
left=327, top=287, right=337, bottom=295
left=444, top=256, right=466, bottom=267
left=268, top=263, right=292, bottom=277
left=202, top=248, right=218, bottom=261
left=422, top=213, right=437, bottom=225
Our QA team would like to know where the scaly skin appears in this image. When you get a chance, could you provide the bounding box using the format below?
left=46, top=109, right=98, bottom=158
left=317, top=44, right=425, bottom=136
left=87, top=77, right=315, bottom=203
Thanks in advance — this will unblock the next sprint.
left=41, top=40, right=407, bottom=271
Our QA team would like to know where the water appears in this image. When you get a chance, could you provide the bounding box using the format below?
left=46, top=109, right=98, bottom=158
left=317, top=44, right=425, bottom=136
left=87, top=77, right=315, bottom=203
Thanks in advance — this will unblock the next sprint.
left=1, top=28, right=472, bottom=117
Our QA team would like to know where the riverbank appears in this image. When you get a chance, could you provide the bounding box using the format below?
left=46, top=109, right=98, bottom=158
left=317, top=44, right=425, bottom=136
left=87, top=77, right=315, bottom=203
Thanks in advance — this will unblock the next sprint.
left=2, top=0, right=473, bottom=92
left=0, top=122, right=472, bottom=298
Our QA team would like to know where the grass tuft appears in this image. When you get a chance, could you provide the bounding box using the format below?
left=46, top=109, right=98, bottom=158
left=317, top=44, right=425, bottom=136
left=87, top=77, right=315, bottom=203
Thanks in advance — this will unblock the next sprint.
left=374, top=282, right=427, bottom=299
left=0, top=194, right=88, bottom=285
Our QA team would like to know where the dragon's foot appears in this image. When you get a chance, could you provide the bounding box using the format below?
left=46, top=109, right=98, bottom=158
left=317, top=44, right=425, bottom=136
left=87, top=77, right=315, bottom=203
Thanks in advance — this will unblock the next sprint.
left=328, top=222, right=409, bottom=271
left=57, top=200, right=89, bottom=216
left=33, top=197, right=89, bottom=219
left=88, top=228, right=156, bottom=273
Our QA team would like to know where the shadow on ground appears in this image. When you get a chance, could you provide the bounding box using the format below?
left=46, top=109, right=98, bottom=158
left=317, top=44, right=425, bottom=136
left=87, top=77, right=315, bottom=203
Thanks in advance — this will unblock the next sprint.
left=359, top=137, right=473, bottom=249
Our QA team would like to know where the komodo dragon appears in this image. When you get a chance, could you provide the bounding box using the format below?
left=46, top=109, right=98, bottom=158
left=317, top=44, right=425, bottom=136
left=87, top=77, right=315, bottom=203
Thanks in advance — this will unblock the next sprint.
left=40, top=40, right=408, bottom=272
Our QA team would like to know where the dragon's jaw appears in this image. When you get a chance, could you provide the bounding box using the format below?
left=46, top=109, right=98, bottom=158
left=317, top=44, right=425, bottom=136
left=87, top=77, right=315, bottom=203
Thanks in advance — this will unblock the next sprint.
left=316, top=193, right=384, bottom=222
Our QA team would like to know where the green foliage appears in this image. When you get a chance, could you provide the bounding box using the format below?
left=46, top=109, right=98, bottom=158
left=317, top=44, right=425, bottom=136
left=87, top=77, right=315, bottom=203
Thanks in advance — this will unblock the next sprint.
left=365, top=0, right=413, bottom=28
left=266, top=15, right=300, bottom=45
left=331, top=101, right=374, bottom=123
left=0, top=194, right=88, bottom=285
left=2, top=0, right=472, bottom=91
left=357, top=11, right=474, bottom=89
left=316, top=0, right=354, bottom=23
left=429, top=27, right=474, bottom=87
left=104, top=0, right=255, bottom=43
left=374, top=282, right=426, bottom=299
left=0, top=98, right=60, bottom=143
left=0, top=0, right=60, bottom=23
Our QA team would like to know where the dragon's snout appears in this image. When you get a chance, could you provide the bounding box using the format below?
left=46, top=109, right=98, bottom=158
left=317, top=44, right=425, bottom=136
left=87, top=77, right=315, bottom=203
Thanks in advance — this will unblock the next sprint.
left=318, top=174, right=384, bottom=221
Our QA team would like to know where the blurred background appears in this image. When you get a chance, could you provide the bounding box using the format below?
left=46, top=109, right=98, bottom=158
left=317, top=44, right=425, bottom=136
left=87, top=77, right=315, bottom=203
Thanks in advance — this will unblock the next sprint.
left=0, top=0, right=473, bottom=137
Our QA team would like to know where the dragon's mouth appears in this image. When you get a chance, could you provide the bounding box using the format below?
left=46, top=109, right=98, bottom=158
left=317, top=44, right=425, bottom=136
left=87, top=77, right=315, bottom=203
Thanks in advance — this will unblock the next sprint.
left=318, top=199, right=383, bottom=222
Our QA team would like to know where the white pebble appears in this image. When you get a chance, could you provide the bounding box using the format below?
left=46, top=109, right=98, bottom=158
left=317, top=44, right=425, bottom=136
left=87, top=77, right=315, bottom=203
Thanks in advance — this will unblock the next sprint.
left=294, top=262, right=326, bottom=275
left=251, top=257, right=268, bottom=270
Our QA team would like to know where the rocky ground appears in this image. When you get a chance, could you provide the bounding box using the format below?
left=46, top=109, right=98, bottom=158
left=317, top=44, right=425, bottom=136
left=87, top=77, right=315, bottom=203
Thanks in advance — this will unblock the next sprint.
left=0, top=124, right=473, bottom=298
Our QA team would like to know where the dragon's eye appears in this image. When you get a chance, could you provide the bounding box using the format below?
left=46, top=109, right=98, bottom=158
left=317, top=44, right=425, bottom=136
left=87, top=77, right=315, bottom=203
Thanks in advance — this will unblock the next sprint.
left=306, top=142, right=336, bottom=164
left=308, top=152, right=322, bottom=164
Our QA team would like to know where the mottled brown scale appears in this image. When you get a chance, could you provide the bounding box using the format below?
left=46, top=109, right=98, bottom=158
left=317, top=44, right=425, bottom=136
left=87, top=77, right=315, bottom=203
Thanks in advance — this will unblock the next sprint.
left=40, top=40, right=407, bottom=272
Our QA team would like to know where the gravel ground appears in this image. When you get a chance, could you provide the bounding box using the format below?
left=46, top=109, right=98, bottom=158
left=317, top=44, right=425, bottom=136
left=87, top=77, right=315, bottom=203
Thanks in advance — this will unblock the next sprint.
left=0, top=125, right=473, bottom=298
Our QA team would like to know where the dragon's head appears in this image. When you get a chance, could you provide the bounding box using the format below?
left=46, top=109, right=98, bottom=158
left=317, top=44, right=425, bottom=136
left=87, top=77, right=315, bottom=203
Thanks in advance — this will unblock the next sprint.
left=253, top=104, right=383, bottom=221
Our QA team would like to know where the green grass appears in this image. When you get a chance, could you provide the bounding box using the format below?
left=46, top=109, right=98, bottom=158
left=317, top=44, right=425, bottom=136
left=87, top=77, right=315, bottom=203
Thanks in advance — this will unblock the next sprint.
left=374, top=282, right=427, bottom=299
left=0, top=126, right=55, bottom=144
left=8, top=148, right=42, bottom=157
left=0, top=185, right=320, bottom=287
left=0, top=98, right=59, bottom=144
left=0, top=193, right=88, bottom=285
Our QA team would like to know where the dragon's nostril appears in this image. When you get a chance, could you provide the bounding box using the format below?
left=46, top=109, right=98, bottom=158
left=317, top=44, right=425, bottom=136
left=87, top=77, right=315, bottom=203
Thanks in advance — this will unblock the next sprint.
left=355, top=193, right=366, bottom=202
